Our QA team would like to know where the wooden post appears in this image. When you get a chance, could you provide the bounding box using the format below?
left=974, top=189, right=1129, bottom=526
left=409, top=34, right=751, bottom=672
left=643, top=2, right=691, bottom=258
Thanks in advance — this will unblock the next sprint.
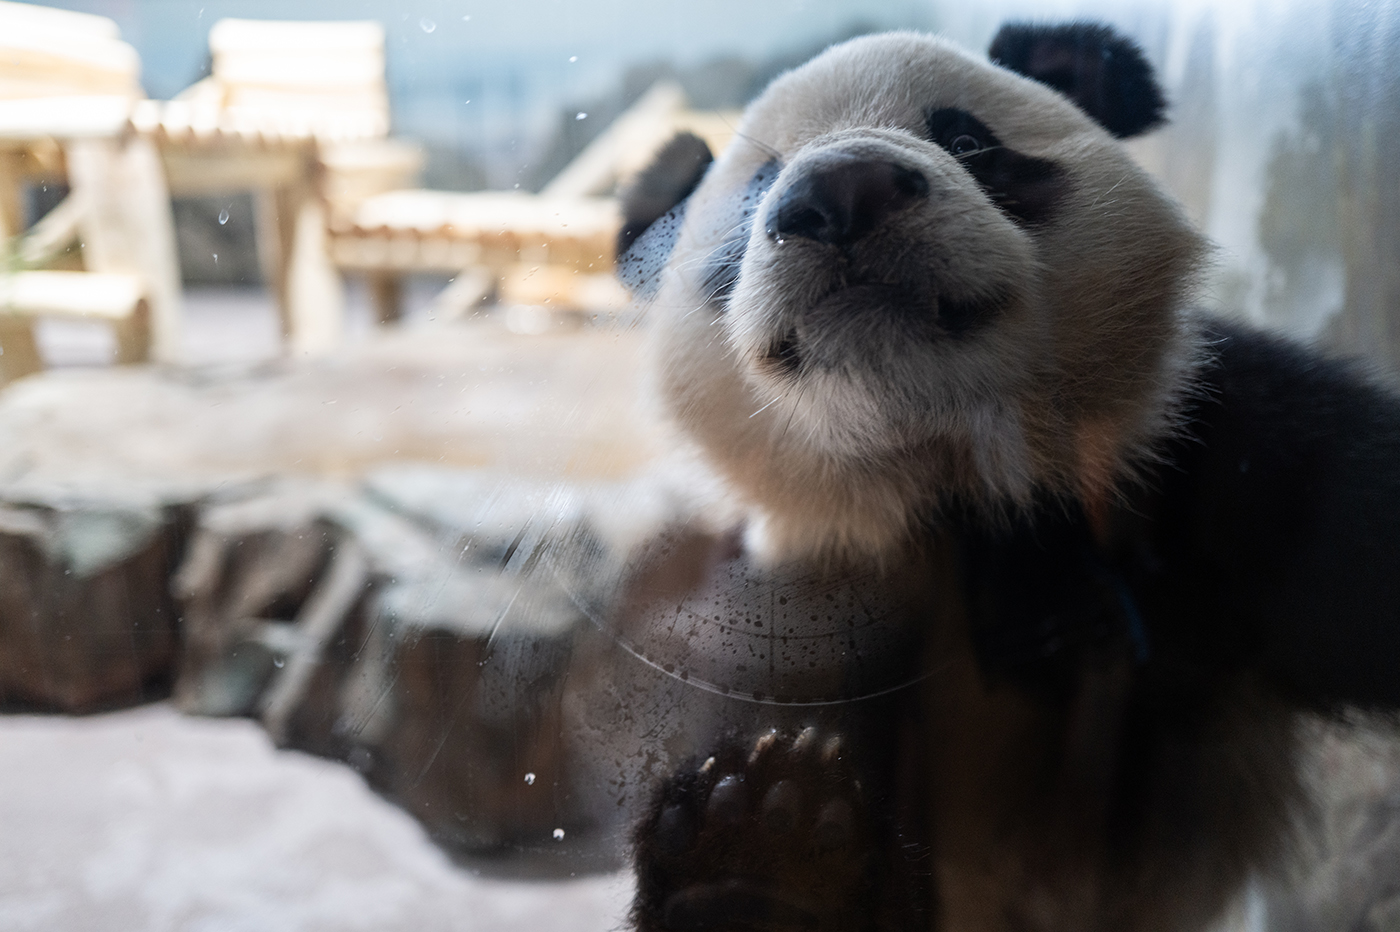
left=254, top=184, right=296, bottom=338
left=252, top=147, right=345, bottom=354
left=0, top=150, right=24, bottom=242
left=65, top=134, right=183, bottom=364
left=285, top=192, right=345, bottom=356
left=367, top=271, right=401, bottom=323
left=0, top=315, right=43, bottom=384
left=111, top=296, right=150, bottom=364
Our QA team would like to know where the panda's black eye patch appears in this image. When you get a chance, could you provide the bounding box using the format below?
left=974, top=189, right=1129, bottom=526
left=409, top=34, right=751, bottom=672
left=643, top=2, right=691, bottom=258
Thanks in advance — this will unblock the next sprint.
left=925, top=107, right=1066, bottom=226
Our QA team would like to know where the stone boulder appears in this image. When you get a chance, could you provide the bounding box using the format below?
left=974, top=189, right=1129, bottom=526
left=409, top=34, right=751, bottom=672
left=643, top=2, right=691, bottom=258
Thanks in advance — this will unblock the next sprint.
left=0, top=482, right=187, bottom=711
left=167, top=467, right=673, bottom=857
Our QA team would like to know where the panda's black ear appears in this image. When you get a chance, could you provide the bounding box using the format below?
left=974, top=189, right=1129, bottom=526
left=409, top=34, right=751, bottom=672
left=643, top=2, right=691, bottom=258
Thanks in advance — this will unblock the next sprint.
left=616, top=132, right=713, bottom=258
left=989, top=22, right=1167, bottom=139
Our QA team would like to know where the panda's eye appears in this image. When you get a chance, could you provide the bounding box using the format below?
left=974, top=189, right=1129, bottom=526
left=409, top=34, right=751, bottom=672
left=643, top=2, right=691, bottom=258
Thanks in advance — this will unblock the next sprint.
left=925, top=108, right=999, bottom=157
left=949, top=134, right=982, bottom=156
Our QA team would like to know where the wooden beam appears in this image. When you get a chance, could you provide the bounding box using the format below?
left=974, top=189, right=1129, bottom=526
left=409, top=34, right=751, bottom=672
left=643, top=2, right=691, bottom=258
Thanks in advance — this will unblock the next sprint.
left=0, top=149, right=20, bottom=241
left=259, top=540, right=368, bottom=746
left=540, top=81, right=686, bottom=198
left=161, top=148, right=305, bottom=195
left=424, top=267, right=494, bottom=321
left=284, top=193, right=344, bottom=355
left=0, top=270, right=144, bottom=319
left=0, top=316, right=41, bottom=384
left=367, top=271, right=401, bottom=324
left=0, top=95, right=132, bottom=141
left=17, top=189, right=84, bottom=266
left=65, top=135, right=182, bottom=362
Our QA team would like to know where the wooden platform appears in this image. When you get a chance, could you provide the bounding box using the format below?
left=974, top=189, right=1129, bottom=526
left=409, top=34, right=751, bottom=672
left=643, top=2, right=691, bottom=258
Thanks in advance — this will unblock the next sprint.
left=0, top=316, right=660, bottom=488
left=332, top=191, right=620, bottom=274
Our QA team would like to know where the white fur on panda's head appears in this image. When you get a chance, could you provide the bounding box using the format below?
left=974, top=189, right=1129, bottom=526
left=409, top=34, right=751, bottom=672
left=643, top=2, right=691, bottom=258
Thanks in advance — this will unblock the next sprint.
left=625, top=24, right=1206, bottom=563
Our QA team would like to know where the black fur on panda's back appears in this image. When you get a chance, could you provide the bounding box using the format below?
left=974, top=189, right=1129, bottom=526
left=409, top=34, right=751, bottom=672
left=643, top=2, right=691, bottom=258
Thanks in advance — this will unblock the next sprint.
left=962, top=319, right=1400, bottom=714
left=1123, top=321, right=1400, bottom=709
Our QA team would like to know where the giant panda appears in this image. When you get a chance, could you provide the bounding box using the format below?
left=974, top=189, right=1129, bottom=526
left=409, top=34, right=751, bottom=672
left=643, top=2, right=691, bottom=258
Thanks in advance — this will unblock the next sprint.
left=606, top=21, right=1400, bottom=932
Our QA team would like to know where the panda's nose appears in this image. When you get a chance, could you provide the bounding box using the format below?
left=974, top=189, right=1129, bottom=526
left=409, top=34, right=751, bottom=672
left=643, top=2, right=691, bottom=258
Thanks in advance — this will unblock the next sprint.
left=766, top=157, right=928, bottom=246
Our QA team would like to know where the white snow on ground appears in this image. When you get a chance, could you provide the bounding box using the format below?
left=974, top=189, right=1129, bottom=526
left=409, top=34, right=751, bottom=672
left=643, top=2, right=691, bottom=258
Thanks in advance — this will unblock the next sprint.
left=0, top=704, right=632, bottom=932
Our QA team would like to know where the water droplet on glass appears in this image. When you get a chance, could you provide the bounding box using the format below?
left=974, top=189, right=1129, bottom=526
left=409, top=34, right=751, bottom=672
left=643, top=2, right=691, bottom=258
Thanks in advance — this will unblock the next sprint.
left=568, top=55, right=578, bottom=63
left=419, top=17, right=436, bottom=33
left=212, top=253, right=218, bottom=263
left=524, top=772, right=536, bottom=785
left=575, top=112, right=588, bottom=121
left=273, top=657, right=285, bottom=668
left=552, top=828, right=565, bottom=840
left=218, top=208, right=229, bottom=225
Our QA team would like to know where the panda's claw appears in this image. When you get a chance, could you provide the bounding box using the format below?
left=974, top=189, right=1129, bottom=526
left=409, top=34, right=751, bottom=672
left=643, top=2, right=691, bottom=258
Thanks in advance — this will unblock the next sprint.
left=749, top=729, right=779, bottom=765
left=790, top=725, right=819, bottom=755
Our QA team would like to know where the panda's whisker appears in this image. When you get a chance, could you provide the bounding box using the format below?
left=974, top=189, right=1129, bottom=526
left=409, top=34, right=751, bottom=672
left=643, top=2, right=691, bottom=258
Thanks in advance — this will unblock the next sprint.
left=777, top=378, right=811, bottom=442
left=724, top=123, right=782, bottom=160
left=958, top=144, right=1005, bottom=158
left=748, top=394, right=784, bottom=418
left=1090, top=174, right=1131, bottom=209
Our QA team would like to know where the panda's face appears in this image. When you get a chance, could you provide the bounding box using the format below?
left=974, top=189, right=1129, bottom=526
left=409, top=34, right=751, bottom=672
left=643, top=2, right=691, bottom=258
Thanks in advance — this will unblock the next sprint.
left=641, top=30, right=1204, bottom=560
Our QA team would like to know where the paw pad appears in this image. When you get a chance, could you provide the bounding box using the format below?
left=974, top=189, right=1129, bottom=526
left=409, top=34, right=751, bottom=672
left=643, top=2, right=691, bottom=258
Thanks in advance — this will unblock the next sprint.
left=632, top=727, right=876, bottom=932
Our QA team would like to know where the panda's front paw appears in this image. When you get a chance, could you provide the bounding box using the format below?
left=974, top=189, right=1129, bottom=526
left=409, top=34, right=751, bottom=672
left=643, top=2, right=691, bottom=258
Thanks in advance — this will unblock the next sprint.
left=632, top=727, right=878, bottom=932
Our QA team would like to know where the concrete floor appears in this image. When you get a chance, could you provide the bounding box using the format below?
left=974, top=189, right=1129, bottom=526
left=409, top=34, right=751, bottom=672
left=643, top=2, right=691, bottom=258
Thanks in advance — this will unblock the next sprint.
left=0, top=705, right=632, bottom=932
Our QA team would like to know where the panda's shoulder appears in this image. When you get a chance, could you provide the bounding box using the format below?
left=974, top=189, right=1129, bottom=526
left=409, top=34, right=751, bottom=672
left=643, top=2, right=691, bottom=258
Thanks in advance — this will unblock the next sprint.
left=1180, top=317, right=1400, bottom=474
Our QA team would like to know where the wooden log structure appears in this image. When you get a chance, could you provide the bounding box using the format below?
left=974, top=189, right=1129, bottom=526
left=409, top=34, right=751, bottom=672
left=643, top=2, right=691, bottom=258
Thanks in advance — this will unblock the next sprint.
left=0, top=1, right=180, bottom=370
left=0, top=270, right=147, bottom=383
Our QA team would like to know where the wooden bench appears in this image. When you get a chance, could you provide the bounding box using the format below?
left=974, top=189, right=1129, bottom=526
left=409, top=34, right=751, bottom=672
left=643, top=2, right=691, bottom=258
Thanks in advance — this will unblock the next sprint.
left=158, top=18, right=742, bottom=341
left=0, top=271, right=147, bottom=383
left=330, top=190, right=628, bottom=317
left=333, top=82, right=740, bottom=321
left=0, top=1, right=178, bottom=378
left=152, top=18, right=422, bottom=354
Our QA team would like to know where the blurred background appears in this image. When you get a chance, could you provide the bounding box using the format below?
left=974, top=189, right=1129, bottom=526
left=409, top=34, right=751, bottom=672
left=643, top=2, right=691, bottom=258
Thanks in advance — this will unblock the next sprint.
left=2, top=1, right=1399, bottom=930
left=29, top=0, right=1400, bottom=362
